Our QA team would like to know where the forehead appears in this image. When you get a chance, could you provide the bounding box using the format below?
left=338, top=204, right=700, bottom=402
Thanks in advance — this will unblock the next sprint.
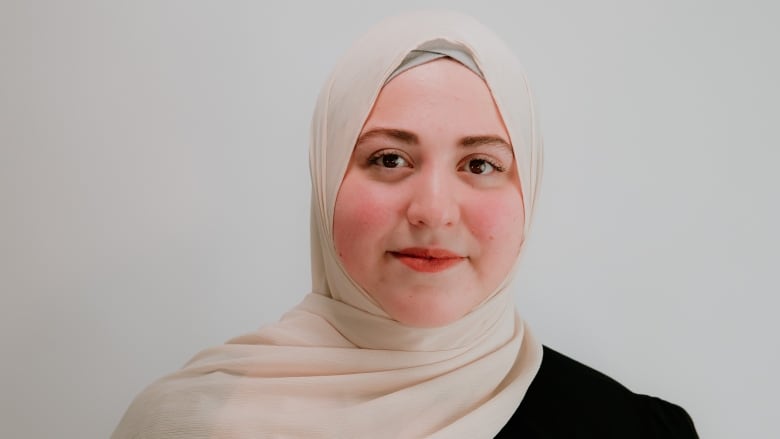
left=360, top=58, right=510, bottom=144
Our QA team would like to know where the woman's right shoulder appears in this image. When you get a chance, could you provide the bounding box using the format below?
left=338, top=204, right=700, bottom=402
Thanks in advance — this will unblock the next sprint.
left=111, top=347, right=241, bottom=439
left=497, top=346, right=698, bottom=438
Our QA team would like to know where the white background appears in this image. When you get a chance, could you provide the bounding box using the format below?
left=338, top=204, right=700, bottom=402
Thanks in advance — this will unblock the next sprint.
left=1, top=1, right=778, bottom=437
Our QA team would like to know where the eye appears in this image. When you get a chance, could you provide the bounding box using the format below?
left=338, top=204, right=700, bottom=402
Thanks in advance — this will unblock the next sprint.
left=465, top=158, right=503, bottom=175
left=368, top=152, right=410, bottom=169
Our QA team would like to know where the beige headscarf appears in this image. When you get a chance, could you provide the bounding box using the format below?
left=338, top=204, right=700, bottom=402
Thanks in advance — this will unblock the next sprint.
left=113, top=10, right=544, bottom=439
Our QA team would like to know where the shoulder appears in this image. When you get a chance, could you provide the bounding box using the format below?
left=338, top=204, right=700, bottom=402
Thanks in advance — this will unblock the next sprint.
left=497, top=346, right=698, bottom=438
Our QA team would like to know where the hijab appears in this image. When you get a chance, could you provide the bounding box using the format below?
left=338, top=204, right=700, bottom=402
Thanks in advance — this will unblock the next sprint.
left=112, top=10, right=544, bottom=438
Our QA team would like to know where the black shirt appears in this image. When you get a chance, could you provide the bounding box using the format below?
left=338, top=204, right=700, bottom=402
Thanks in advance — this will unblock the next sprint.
left=496, top=346, right=698, bottom=438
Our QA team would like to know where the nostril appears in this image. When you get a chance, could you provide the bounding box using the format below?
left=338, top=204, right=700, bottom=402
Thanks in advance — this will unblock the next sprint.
left=406, top=200, right=459, bottom=228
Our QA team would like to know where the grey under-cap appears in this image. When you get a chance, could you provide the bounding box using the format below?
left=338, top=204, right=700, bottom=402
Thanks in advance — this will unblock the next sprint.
left=386, top=41, right=483, bottom=83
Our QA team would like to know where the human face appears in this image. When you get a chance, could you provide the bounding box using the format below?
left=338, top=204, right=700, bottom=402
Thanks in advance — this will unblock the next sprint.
left=332, top=59, right=525, bottom=328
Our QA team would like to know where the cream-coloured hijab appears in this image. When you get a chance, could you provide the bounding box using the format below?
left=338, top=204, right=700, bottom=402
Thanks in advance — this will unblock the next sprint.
left=113, top=10, right=544, bottom=439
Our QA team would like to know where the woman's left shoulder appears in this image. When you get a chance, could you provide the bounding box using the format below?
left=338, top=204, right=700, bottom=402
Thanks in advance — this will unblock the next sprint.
left=497, top=346, right=698, bottom=438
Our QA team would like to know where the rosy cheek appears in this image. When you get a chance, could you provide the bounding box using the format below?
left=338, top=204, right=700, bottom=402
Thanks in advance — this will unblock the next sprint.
left=463, top=189, right=525, bottom=245
left=333, top=176, right=402, bottom=261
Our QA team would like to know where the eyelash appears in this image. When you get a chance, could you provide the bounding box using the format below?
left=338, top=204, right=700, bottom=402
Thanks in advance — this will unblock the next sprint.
left=366, top=150, right=506, bottom=174
left=462, top=156, right=506, bottom=174
left=367, top=150, right=410, bottom=169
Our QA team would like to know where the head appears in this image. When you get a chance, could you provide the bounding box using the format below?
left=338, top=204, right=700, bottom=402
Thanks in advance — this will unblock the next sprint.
left=332, top=58, right=525, bottom=327
left=309, top=11, right=543, bottom=330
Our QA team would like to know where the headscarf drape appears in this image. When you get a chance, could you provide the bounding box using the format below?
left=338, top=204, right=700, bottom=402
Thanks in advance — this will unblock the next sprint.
left=112, top=10, right=544, bottom=438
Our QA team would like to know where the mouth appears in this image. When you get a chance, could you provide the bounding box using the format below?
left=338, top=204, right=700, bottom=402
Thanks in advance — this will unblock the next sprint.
left=389, top=247, right=466, bottom=273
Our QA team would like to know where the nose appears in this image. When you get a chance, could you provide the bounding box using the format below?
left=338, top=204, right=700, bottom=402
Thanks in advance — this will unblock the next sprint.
left=406, top=168, right=460, bottom=228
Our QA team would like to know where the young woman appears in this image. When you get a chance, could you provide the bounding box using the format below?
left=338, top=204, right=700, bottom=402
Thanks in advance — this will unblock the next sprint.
left=113, top=10, right=697, bottom=438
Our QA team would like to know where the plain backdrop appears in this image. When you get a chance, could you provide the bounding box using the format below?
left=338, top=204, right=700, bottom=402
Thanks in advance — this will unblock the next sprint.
left=1, top=1, right=778, bottom=437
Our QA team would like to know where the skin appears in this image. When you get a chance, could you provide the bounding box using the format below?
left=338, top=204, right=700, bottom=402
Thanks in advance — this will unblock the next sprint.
left=332, top=59, right=525, bottom=328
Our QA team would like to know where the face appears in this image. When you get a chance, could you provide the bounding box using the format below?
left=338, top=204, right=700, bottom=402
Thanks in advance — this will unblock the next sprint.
left=332, top=59, right=525, bottom=328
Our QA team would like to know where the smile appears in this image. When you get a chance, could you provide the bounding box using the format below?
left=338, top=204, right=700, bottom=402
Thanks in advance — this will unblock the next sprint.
left=389, top=248, right=466, bottom=273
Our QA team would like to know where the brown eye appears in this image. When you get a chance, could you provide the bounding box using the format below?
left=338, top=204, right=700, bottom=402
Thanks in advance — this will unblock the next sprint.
left=369, top=152, right=409, bottom=168
left=383, top=154, right=404, bottom=168
left=468, top=159, right=496, bottom=175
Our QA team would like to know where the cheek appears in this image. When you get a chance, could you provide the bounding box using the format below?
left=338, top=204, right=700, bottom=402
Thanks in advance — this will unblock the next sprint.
left=332, top=174, right=400, bottom=262
left=463, top=189, right=525, bottom=253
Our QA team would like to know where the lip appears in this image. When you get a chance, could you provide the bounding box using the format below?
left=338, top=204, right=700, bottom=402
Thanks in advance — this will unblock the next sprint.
left=389, top=247, right=466, bottom=273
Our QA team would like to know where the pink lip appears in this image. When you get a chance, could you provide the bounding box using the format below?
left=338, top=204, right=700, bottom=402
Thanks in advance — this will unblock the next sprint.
left=389, top=247, right=465, bottom=273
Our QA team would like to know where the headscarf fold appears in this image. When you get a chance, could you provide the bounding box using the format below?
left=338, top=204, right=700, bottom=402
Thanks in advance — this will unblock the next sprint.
left=113, top=10, right=544, bottom=438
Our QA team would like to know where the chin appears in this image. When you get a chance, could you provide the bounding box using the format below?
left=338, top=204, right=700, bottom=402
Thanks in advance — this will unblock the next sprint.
left=383, top=294, right=473, bottom=328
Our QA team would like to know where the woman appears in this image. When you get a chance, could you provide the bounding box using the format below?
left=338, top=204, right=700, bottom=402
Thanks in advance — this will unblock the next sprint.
left=113, top=10, right=697, bottom=438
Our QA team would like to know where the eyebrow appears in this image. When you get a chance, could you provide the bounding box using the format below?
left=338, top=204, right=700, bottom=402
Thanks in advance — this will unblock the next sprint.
left=460, top=135, right=513, bottom=152
left=356, top=128, right=418, bottom=146
left=356, top=128, right=512, bottom=152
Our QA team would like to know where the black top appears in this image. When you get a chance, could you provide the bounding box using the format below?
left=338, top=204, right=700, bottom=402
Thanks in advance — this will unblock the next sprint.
left=496, top=346, right=698, bottom=438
